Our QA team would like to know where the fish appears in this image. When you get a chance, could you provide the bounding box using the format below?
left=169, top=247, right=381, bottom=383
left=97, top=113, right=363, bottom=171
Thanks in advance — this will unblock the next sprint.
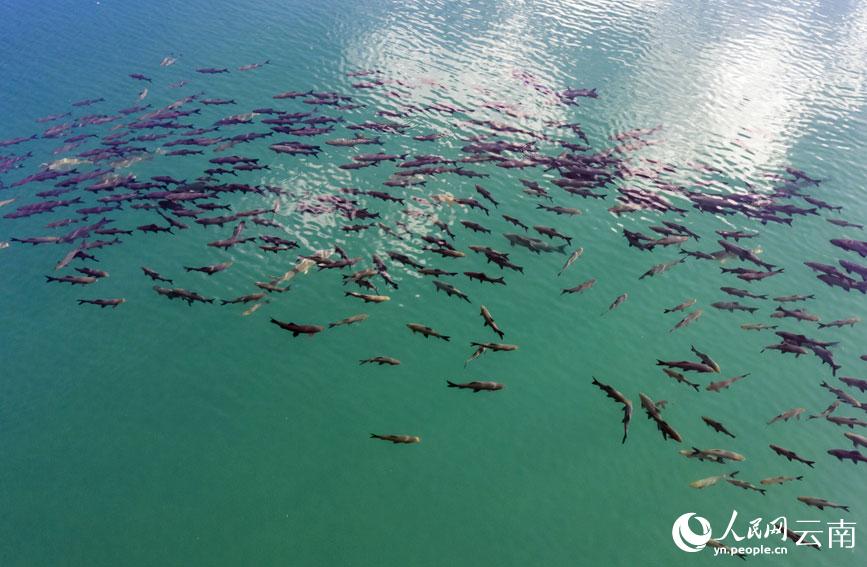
left=639, top=393, right=682, bottom=442
left=711, top=301, right=758, bottom=314
left=827, top=448, right=867, bottom=464
left=740, top=323, right=778, bottom=331
left=561, top=277, right=597, bottom=295
left=760, top=475, right=803, bottom=485
left=75, top=267, right=108, bottom=279
left=701, top=416, right=736, bottom=438
left=534, top=225, right=572, bottom=244
left=662, top=369, right=700, bottom=391
left=558, top=248, right=584, bottom=276
left=773, top=294, right=814, bottom=302
left=76, top=298, right=125, bottom=308
left=407, top=323, right=450, bottom=341
left=844, top=432, right=867, bottom=449
left=769, top=444, right=815, bottom=467
left=809, top=401, right=840, bottom=420
left=269, top=318, right=324, bottom=337
left=464, top=271, right=505, bottom=285
left=680, top=448, right=745, bottom=463
left=360, top=357, right=401, bottom=366
left=726, top=478, right=766, bottom=495
left=818, top=317, right=860, bottom=329
left=826, top=416, right=867, bottom=428
left=256, top=281, right=291, bottom=293
left=239, top=60, right=270, bottom=71
left=639, top=259, right=683, bottom=280
left=656, top=360, right=716, bottom=373
left=689, top=471, right=737, bottom=489
left=184, top=261, right=233, bottom=276
left=152, top=286, right=214, bottom=305
left=329, top=314, right=369, bottom=328
left=840, top=376, right=867, bottom=393
left=474, top=185, right=499, bottom=207
left=797, top=496, right=850, bottom=512
left=664, top=299, right=696, bottom=313
left=771, top=305, right=820, bottom=322
left=241, top=302, right=268, bottom=316
left=590, top=377, right=633, bottom=444
left=446, top=380, right=504, bottom=392
left=345, top=291, right=390, bottom=303
left=460, top=220, right=491, bottom=234
left=220, top=293, right=267, bottom=305
left=502, top=215, right=528, bottom=231
left=690, top=345, right=721, bottom=372
left=370, top=434, right=420, bottom=444
left=707, top=374, right=749, bottom=392
left=671, top=309, right=702, bottom=332
left=603, top=292, right=627, bottom=315
left=45, top=275, right=96, bottom=285
left=432, top=280, right=470, bottom=302
left=479, top=305, right=504, bottom=339
left=141, top=267, right=172, bottom=284
left=767, top=408, right=806, bottom=424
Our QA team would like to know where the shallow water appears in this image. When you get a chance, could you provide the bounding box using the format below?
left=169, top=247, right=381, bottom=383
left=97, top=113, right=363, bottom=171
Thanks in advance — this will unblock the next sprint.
left=1, top=1, right=866, bottom=565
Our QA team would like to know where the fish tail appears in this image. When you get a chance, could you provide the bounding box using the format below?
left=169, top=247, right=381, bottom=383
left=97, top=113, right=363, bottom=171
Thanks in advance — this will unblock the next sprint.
left=447, top=380, right=458, bottom=388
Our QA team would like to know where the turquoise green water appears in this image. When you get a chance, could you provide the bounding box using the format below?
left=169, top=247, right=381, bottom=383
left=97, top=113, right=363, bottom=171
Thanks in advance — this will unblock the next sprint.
left=1, top=1, right=866, bottom=565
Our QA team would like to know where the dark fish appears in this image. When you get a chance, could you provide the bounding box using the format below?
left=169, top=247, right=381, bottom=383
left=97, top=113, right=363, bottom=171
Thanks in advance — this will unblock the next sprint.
left=406, top=323, right=450, bottom=341
left=432, top=280, right=470, bottom=302
left=46, top=275, right=96, bottom=285
left=184, top=261, right=233, bottom=275
left=827, top=449, right=867, bottom=464
left=141, top=266, right=172, bottom=283
left=797, top=496, right=850, bottom=512
left=479, top=305, right=504, bottom=339
left=447, top=380, right=504, bottom=392
left=220, top=293, right=267, bottom=305
left=726, top=479, right=766, bottom=495
left=370, top=433, right=420, bottom=444
left=712, top=301, right=758, bottom=314
left=269, top=318, right=324, bottom=336
left=464, top=271, right=505, bottom=285
left=590, top=377, right=633, bottom=444
left=639, top=393, right=682, bottom=442
left=77, top=298, right=124, bottom=308
left=701, top=416, right=736, bottom=438
left=561, top=278, right=596, bottom=295
left=769, top=444, right=815, bottom=467
left=360, top=356, right=400, bottom=366
left=662, top=368, right=700, bottom=391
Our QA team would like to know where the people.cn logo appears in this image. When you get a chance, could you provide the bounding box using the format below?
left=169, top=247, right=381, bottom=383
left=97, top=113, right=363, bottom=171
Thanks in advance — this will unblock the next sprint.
left=672, top=513, right=713, bottom=552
